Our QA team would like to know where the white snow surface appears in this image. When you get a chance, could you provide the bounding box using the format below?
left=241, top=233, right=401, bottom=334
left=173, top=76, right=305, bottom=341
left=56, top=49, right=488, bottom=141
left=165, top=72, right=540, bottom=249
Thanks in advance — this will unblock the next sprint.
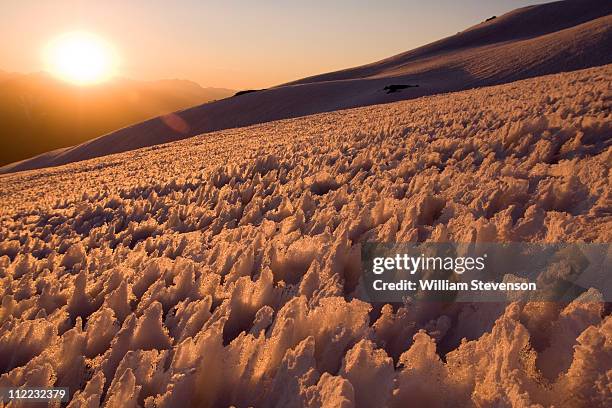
left=1, top=0, right=610, bottom=174
left=0, top=65, right=611, bottom=407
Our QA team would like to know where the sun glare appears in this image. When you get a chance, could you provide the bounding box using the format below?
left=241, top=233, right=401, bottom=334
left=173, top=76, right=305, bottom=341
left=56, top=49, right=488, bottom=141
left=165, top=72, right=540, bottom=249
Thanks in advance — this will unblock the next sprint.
left=45, top=32, right=117, bottom=85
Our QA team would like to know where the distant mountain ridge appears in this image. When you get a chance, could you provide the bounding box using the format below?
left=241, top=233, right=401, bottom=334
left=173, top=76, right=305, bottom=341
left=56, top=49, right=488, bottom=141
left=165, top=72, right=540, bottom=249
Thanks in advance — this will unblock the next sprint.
left=2, top=0, right=610, bottom=174
left=0, top=72, right=233, bottom=166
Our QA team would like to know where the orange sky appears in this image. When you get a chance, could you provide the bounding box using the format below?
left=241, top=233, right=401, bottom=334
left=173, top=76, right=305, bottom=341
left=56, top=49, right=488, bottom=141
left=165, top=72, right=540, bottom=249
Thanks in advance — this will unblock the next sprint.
left=1, top=1, right=549, bottom=89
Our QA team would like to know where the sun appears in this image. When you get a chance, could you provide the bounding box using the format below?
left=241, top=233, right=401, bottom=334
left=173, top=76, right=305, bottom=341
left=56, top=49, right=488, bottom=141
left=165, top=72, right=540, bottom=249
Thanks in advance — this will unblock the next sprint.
left=45, top=32, right=117, bottom=85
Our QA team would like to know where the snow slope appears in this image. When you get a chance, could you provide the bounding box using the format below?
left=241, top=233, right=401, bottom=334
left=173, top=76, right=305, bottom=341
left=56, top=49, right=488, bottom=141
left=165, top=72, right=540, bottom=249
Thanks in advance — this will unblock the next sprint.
left=0, top=65, right=610, bottom=407
left=2, top=0, right=610, bottom=174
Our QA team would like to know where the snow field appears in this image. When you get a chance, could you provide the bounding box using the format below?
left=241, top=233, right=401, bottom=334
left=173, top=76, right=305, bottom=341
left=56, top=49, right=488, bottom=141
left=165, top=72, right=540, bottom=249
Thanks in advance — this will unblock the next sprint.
left=0, top=65, right=610, bottom=407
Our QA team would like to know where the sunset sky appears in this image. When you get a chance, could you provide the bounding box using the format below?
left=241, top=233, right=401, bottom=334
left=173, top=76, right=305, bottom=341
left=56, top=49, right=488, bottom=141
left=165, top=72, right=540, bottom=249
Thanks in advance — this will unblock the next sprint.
left=2, top=0, right=550, bottom=89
